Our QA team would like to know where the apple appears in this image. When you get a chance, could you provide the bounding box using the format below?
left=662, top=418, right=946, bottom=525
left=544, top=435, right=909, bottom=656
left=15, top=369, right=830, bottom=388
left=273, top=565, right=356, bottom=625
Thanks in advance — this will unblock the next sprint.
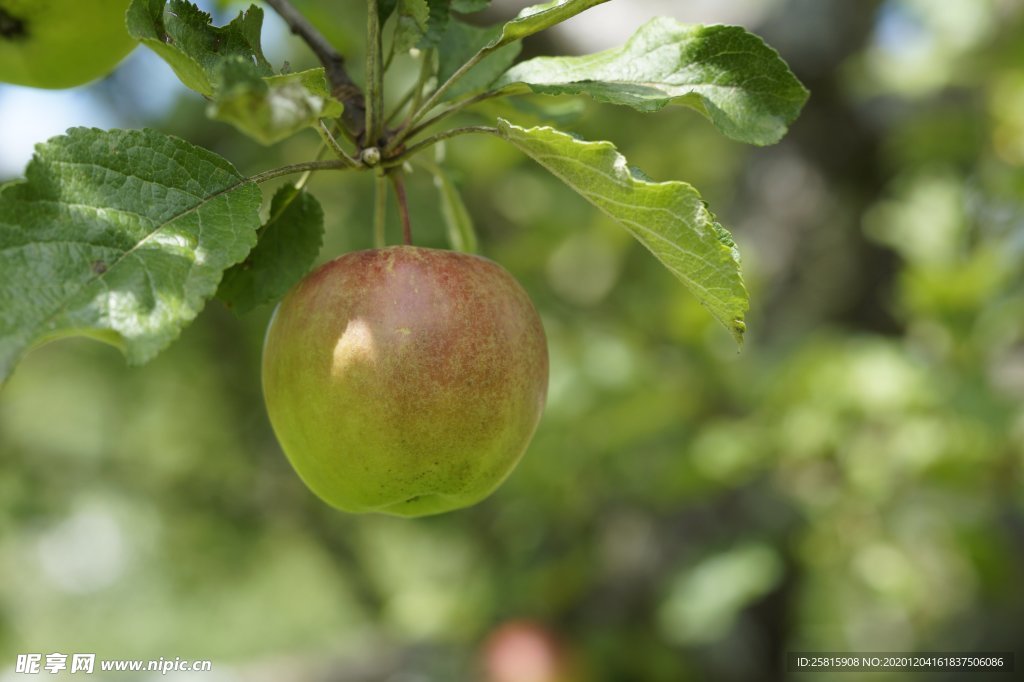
left=261, top=246, right=548, bottom=516
left=0, top=0, right=135, bottom=89
left=482, top=620, right=578, bottom=682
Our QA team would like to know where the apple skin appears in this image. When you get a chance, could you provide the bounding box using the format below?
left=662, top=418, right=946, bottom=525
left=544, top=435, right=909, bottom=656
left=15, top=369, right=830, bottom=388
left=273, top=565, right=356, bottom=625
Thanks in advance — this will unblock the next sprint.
left=262, top=246, right=549, bottom=516
left=482, top=620, right=578, bottom=682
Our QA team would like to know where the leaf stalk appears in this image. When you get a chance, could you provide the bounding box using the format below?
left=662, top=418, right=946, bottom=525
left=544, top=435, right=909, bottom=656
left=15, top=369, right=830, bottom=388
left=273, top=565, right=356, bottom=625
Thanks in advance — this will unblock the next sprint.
left=317, top=121, right=362, bottom=167
left=387, top=46, right=493, bottom=151
left=382, top=126, right=498, bottom=168
left=248, top=160, right=356, bottom=185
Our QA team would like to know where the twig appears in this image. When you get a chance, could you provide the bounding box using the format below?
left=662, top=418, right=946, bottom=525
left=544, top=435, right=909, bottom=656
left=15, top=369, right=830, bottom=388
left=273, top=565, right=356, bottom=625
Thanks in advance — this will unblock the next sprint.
left=365, top=0, right=384, bottom=145
left=265, top=0, right=366, bottom=139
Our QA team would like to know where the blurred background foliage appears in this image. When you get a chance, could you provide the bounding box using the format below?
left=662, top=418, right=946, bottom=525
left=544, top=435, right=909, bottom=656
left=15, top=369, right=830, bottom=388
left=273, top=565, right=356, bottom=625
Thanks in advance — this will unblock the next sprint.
left=2, top=0, right=1024, bottom=680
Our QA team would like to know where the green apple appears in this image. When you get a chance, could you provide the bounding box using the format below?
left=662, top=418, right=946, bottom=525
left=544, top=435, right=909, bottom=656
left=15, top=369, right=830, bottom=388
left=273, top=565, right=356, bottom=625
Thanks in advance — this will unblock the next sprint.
left=0, top=0, right=135, bottom=89
left=261, top=246, right=549, bottom=517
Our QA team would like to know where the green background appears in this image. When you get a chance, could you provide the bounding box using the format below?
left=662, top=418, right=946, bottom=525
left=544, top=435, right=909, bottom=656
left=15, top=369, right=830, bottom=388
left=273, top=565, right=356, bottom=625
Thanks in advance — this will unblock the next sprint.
left=1, top=0, right=1023, bottom=679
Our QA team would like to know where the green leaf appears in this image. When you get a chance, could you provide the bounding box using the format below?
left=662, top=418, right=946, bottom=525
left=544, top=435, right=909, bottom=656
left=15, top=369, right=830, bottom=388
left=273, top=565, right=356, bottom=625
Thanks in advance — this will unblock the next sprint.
left=454, top=0, right=489, bottom=11
left=126, top=0, right=271, bottom=97
left=418, top=0, right=498, bottom=49
left=496, top=19, right=809, bottom=146
left=209, top=65, right=344, bottom=145
left=452, top=0, right=490, bottom=12
left=217, top=184, right=324, bottom=314
left=490, top=0, right=609, bottom=49
left=392, top=0, right=430, bottom=54
left=420, top=0, right=453, bottom=48
left=0, top=0, right=136, bottom=89
left=425, top=163, right=477, bottom=253
left=128, top=1, right=335, bottom=144
left=378, top=0, right=398, bottom=22
left=495, top=120, right=747, bottom=343
left=475, top=94, right=586, bottom=128
left=0, top=128, right=262, bottom=382
left=437, top=19, right=521, bottom=100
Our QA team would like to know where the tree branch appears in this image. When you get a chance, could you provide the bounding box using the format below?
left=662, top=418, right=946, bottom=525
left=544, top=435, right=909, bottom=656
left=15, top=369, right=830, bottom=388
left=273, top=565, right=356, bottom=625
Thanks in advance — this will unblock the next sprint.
left=364, top=0, right=384, bottom=145
left=265, top=0, right=366, bottom=140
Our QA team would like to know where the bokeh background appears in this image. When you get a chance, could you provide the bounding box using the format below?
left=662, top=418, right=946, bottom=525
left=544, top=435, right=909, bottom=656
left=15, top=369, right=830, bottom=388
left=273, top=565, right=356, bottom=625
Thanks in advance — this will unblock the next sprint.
left=2, top=0, right=1024, bottom=680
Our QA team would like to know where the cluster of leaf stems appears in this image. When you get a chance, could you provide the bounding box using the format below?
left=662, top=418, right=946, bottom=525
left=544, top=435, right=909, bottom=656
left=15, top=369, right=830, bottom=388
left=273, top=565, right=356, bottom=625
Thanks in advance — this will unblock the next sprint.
left=250, top=0, right=501, bottom=247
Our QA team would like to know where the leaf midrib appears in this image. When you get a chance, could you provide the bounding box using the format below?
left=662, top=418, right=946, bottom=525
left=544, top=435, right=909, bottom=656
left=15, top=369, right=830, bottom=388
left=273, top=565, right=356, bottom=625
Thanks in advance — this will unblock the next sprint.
left=505, top=134, right=728, bottom=291
left=25, top=175, right=256, bottom=342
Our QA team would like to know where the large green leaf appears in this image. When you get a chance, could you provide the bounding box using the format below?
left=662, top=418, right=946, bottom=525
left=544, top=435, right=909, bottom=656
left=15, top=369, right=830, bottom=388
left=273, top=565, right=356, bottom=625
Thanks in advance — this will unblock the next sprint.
left=496, top=19, right=809, bottom=145
left=0, top=128, right=262, bottom=382
left=0, top=0, right=135, bottom=89
left=490, top=0, right=609, bottom=49
left=126, top=0, right=271, bottom=97
left=495, top=120, right=747, bottom=343
left=217, top=184, right=324, bottom=313
left=209, top=65, right=344, bottom=145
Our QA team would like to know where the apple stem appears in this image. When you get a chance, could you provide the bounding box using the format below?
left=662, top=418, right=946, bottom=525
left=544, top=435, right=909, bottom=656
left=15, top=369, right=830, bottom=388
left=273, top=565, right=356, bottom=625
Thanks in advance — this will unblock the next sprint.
left=373, top=174, right=388, bottom=248
left=390, top=171, right=413, bottom=245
